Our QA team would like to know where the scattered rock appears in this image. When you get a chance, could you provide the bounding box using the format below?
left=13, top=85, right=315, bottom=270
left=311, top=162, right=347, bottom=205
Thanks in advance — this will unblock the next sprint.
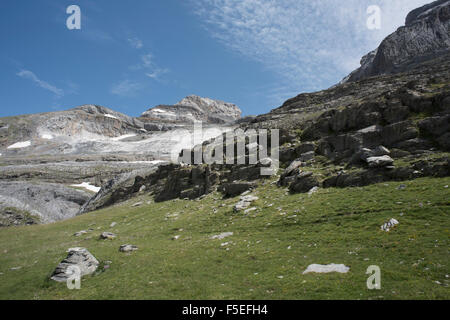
left=110, top=222, right=117, bottom=227
left=210, top=232, right=233, bottom=240
left=100, top=232, right=116, bottom=240
left=74, top=230, right=88, bottom=237
left=131, top=202, right=143, bottom=207
left=381, top=218, right=399, bottom=232
left=302, top=264, right=350, bottom=274
left=244, top=207, right=257, bottom=214
left=233, top=195, right=259, bottom=212
left=50, top=247, right=99, bottom=282
left=397, top=184, right=407, bottom=190
left=119, top=244, right=138, bottom=252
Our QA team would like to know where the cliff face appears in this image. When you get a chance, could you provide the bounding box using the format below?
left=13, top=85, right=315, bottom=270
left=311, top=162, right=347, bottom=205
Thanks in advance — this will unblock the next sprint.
left=343, top=0, right=450, bottom=83
left=141, top=95, right=242, bottom=126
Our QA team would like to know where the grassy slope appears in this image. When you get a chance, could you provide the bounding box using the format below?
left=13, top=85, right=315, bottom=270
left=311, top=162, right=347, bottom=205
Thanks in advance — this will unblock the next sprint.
left=0, top=176, right=448, bottom=300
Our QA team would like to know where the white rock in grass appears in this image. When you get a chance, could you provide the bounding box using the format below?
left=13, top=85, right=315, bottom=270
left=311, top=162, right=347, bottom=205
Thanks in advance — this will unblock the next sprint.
left=303, top=264, right=350, bottom=274
left=210, top=232, right=233, bottom=240
left=381, top=218, right=399, bottom=232
left=119, top=244, right=138, bottom=252
left=308, top=186, right=319, bottom=196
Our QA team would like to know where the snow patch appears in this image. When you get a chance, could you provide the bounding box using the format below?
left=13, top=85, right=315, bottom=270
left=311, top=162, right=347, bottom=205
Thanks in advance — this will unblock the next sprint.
left=71, top=182, right=101, bottom=193
left=111, top=134, right=137, bottom=141
left=41, top=134, right=54, bottom=140
left=7, top=141, right=31, bottom=149
left=303, top=264, right=350, bottom=274
left=104, top=114, right=118, bottom=120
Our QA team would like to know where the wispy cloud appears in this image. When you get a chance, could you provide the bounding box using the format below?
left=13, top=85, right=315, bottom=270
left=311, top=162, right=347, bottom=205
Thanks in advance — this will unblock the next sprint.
left=192, top=0, right=431, bottom=103
left=131, top=53, right=170, bottom=81
left=128, top=37, right=143, bottom=49
left=17, top=70, right=64, bottom=98
left=111, top=79, right=144, bottom=97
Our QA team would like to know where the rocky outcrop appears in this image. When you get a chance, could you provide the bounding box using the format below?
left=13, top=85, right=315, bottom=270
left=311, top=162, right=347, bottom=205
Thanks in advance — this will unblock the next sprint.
left=343, top=0, right=450, bottom=83
left=0, top=181, right=91, bottom=224
left=141, top=95, right=241, bottom=125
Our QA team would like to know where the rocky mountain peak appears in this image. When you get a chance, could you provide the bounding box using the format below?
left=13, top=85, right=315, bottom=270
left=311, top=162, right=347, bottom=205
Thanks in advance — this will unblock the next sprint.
left=342, top=0, right=450, bottom=83
left=141, top=95, right=242, bottom=124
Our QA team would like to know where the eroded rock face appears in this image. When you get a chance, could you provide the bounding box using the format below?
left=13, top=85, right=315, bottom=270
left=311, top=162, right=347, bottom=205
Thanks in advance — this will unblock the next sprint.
left=50, top=248, right=99, bottom=282
left=343, top=0, right=450, bottom=83
left=0, top=181, right=91, bottom=224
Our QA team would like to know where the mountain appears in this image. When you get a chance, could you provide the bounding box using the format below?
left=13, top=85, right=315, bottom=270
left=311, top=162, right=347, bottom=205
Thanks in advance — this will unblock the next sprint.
left=0, top=98, right=240, bottom=225
left=342, top=0, right=450, bottom=83
left=140, top=95, right=242, bottom=129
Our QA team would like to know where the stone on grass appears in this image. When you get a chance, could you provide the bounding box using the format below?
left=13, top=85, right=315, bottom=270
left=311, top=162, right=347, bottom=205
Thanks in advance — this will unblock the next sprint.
left=308, top=186, right=319, bottom=196
left=119, top=244, right=138, bottom=252
left=74, top=230, right=88, bottom=237
left=303, top=264, right=350, bottom=274
left=50, top=247, right=99, bottom=282
left=110, top=222, right=117, bottom=227
left=131, top=202, right=143, bottom=207
left=100, top=232, right=117, bottom=240
left=210, top=232, right=233, bottom=240
left=381, top=218, right=399, bottom=232
left=233, top=195, right=259, bottom=212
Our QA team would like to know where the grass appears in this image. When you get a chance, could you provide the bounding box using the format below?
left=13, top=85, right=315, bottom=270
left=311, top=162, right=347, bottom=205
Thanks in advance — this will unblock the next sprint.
left=0, top=176, right=448, bottom=300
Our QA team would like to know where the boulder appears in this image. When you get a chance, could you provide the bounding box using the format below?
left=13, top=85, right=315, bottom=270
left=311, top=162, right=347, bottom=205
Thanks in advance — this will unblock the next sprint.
left=289, top=172, right=320, bottom=193
left=220, top=182, right=256, bottom=197
left=366, top=155, right=394, bottom=168
left=119, top=244, right=138, bottom=253
left=100, top=232, right=116, bottom=240
left=50, top=248, right=99, bottom=282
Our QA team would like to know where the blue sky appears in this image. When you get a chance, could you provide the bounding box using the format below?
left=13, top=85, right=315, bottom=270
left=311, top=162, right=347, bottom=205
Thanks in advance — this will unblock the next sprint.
left=0, top=0, right=431, bottom=117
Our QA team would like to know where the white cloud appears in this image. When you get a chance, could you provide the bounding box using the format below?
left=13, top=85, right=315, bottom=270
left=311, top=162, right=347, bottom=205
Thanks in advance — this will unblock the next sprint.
left=131, top=53, right=170, bottom=81
left=111, top=80, right=144, bottom=97
left=16, top=70, right=64, bottom=97
left=192, top=0, right=431, bottom=102
left=128, top=37, right=143, bottom=49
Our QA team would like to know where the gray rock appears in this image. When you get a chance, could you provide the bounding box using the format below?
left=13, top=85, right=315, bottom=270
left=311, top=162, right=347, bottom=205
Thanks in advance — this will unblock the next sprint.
left=342, top=0, right=450, bottom=83
left=210, top=232, right=234, bottom=240
left=100, top=232, right=116, bottom=240
left=74, top=230, right=88, bottom=237
left=289, top=172, right=320, bottom=193
left=220, top=182, right=256, bottom=197
left=50, top=247, right=99, bottom=282
left=119, top=244, right=138, bottom=253
left=366, top=155, right=395, bottom=168
left=233, top=195, right=259, bottom=212
left=0, top=181, right=91, bottom=224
